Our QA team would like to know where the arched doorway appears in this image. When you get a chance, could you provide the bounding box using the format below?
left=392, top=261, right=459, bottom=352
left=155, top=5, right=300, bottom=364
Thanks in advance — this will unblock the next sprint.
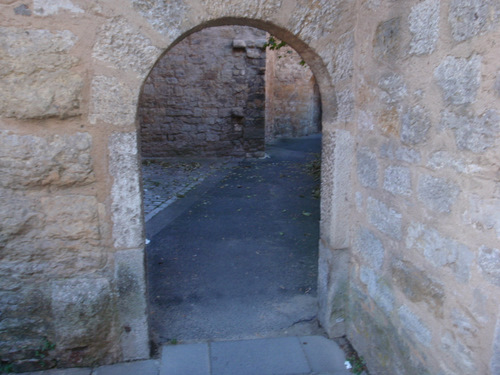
left=138, top=25, right=323, bottom=346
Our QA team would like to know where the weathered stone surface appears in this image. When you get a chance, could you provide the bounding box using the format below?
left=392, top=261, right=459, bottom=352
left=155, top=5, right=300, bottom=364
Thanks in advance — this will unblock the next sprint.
left=132, top=0, right=189, bottom=40
left=495, top=73, right=500, bottom=97
left=14, top=4, right=31, bottom=15
left=0, top=27, right=83, bottom=119
left=434, top=55, right=481, bottom=105
left=384, top=165, right=411, bottom=196
left=398, top=305, right=432, bottom=347
left=332, top=32, right=354, bottom=83
left=428, top=150, right=482, bottom=174
left=33, top=0, right=83, bottom=15
left=440, top=110, right=500, bottom=153
left=355, top=227, right=385, bottom=270
left=406, top=223, right=474, bottom=282
left=336, top=88, right=354, bottom=122
left=109, top=132, right=143, bottom=249
left=478, top=246, right=500, bottom=286
left=441, top=330, right=477, bottom=373
left=51, top=278, right=112, bottom=348
left=373, top=17, right=401, bottom=61
left=492, top=316, right=500, bottom=374
left=289, top=0, right=341, bottom=43
left=392, top=259, right=445, bottom=318
left=408, top=0, right=440, bottom=55
left=463, top=195, right=500, bottom=239
left=449, top=0, right=491, bottom=42
left=356, top=149, right=378, bottom=189
left=418, top=175, right=460, bottom=213
left=367, top=197, right=402, bottom=240
left=93, top=17, right=160, bottom=76
left=400, top=105, right=431, bottom=145
left=115, top=249, right=149, bottom=360
left=378, top=73, right=407, bottom=104
left=380, top=141, right=421, bottom=163
left=0, top=131, right=95, bottom=189
left=360, top=266, right=394, bottom=314
left=89, top=76, right=137, bottom=126
left=0, top=192, right=105, bottom=278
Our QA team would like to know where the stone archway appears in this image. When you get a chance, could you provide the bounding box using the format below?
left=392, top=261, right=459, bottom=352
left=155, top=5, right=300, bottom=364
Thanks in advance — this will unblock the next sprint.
left=106, top=14, right=354, bottom=361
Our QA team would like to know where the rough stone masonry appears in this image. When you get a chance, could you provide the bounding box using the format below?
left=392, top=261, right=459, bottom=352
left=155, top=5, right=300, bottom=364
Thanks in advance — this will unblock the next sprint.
left=0, top=0, right=499, bottom=374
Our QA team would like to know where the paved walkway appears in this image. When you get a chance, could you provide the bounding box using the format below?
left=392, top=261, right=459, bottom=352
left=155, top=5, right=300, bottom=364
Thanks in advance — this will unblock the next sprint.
left=21, top=336, right=351, bottom=375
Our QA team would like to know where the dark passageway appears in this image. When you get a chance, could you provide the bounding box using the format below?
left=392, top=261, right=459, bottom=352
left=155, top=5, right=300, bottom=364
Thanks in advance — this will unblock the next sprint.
left=146, top=135, right=322, bottom=346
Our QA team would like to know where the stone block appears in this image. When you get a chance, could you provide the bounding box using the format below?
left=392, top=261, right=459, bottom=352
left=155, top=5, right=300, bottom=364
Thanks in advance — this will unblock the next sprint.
left=90, top=76, right=137, bottom=126
left=33, top=0, right=83, bottom=15
left=398, top=305, right=432, bottom=347
left=380, top=142, right=421, bottom=163
left=449, top=0, right=491, bottom=42
left=384, top=165, right=411, bottom=196
left=406, top=223, right=473, bottom=282
left=495, top=73, right=500, bottom=97
left=132, top=0, right=189, bottom=40
left=434, top=55, right=481, bottom=105
left=356, top=149, right=378, bottom=189
left=417, top=174, right=460, bottom=213
left=51, top=278, right=112, bottom=348
left=360, top=266, right=394, bottom=315
left=114, top=249, right=149, bottom=361
left=408, top=0, right=440, bottom=55
left=336, top=89, right=354, bottom=122
left=378, top=73, right=407, bottom=104
left=367, top=197, right=402, bottom=240
left=441, top=330, right=477, bottom=373
left=427, top=150, right=482, bottom=174
left=318, top=243, right=349, bottom=337
left=440, top=110, right=500, bottom=153
left=355, top=227, right=385, bottom=270
left=373, top=18, right=401, bottom=61
left=93, top=17, right=160, bottom=76
left=109, top=132, right=144, bottom=250
left=477, top=246, right=500, bottom=286
left=14, top=4, right=31, bottom=15
left=492, top=316, right=500, bottom=374
left=0, top=131, right=95, bottom=189
left=400, top=105, right=431, bottom=145
left=0, top=27, right=83, bottom=119
left=463, top=195, right=500, bottom=239
left=391, top=259, right=445, bottom=318
left=332, top=32, right=354, bottom=84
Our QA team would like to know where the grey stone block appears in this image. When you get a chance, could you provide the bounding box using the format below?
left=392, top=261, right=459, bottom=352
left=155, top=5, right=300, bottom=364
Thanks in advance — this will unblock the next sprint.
left=384, top=165, right=411, bottom=196
left=434, top=55, right=481, bottom=105
left=378, top=73, right=407, bottom=104
left=367, top=197, right=402, bottom=240
left=210, top=337, right=310, bottom=375
left=373, top=17, right=401, bottom=61
left=94, top=360, right=159, bottom=375
left=440, top=110, right=500, bottom=153
left=408, top=0, right=440, bottom=55
left=491, top=316, right=500, bottom=375
left=417, top=174, right=460, bottom=213
left=357, top=149, right=378, bottom=189
left=478, top=246, right=500, bottom=286
left=356, top=227, right=385, bottom=270
left=299, top=336, right=347, bottom=372
left=161, top=343, right=209, bottom=375
left=449, top=0, right=491, bottom=42
left=398, top=305, right=432, bottom=347
left=360, top=266, right=394, bottom=314
left=400, top=105, right=431, bottom=145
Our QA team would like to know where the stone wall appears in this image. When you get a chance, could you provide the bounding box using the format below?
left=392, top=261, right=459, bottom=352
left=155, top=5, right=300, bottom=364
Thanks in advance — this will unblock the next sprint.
left=346, top=0, right=500, bottom=374
left=139, top=26, right=267, bottom=158
left=0, top=1, right=498, bottom=374
left=265, top=45, right=321, bottom=141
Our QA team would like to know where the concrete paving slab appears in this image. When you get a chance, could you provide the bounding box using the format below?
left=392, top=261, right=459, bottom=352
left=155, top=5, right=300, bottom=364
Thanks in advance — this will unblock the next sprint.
left=160, top=343, right=210, bottom=375
left=21, top=369, right=91, bottom=375
left=210, top=336, right=311, bottom=375
left=299, top=336, right=348, bottom=372
left=92, top=360, right=159, bottom=375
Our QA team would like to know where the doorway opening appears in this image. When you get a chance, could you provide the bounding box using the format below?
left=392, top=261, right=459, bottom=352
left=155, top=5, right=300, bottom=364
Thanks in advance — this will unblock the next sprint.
left=138, top=25, right=323, bottom=348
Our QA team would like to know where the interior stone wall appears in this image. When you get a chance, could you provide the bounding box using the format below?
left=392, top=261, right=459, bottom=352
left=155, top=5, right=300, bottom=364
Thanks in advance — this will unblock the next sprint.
left=265, top=45, right=322, bottom=141
left=0, top=1, right=498, bottom=374
left=139, top=26, right=267, bottom=158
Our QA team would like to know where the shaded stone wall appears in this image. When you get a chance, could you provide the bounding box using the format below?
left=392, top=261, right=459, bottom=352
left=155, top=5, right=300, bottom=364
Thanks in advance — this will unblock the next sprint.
left=265, top=45, right=321, bottom=141
left=345, top=1, right=500, bottom=374
left=139, top=26, right=267, bottom=158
